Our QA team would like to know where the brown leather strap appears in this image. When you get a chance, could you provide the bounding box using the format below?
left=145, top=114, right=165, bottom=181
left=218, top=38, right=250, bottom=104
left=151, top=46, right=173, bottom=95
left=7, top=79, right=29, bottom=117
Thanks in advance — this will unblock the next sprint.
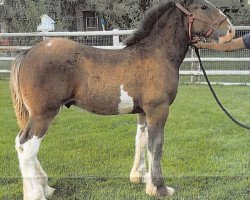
left=175, top=3, right=192, bottom=16
left=204, top=16, right=227, bottom=38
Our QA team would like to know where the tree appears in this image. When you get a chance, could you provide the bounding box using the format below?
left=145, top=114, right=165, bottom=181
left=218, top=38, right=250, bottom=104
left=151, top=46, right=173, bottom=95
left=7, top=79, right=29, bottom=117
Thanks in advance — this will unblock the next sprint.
left=227, top=8, right=250, bottom=25
left=2, top=0, right=250, bottom=33
left=3, top=0, right=79, bottom=32
left=209, top=0, right=250, bottom=25
left=83, top=0, right=150, bottom=29
left=209, top=0, right=245, bottom=8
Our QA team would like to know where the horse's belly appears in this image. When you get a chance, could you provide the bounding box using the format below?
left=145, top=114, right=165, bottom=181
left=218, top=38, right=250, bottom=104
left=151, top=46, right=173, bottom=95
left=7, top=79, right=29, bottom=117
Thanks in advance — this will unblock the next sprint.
left=76, top=85, right=136, bottom=115
left=83, top=96, right=120, bottom=115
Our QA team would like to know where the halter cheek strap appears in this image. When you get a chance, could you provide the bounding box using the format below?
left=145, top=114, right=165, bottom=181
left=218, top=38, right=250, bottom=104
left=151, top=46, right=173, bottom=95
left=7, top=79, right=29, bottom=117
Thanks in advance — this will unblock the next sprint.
left=175, top=3, right=227, bottom=43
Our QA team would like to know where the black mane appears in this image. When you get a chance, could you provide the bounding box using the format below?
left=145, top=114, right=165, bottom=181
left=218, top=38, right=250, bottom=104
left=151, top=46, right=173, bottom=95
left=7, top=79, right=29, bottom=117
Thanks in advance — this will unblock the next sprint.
left=125, top=1, right=177, bottom=46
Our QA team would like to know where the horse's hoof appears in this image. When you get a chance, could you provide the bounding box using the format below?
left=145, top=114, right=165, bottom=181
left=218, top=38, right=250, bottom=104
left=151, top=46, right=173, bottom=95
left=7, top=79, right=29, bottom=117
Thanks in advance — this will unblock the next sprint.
left=146, top=182, right=175, bottom=196
left=23, top=187, right=47, bottom=200
left=23, top=194, right=47, bottom=200
left=130, top=176, right=142, bottom=184
left=130, top=171, right=148, bottom=184
left=130, top=171, right=142, bottom=184
left=44, top=186, right=55, bottom=199
left=158, top=186, right=175, bottom=196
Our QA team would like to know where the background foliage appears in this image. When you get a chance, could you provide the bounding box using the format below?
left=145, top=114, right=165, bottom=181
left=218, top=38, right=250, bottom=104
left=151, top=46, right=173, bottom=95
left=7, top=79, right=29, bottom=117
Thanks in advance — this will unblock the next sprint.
left=1, top=0, right=250, bottom=32
left=209, top=0, right=250, bottom=25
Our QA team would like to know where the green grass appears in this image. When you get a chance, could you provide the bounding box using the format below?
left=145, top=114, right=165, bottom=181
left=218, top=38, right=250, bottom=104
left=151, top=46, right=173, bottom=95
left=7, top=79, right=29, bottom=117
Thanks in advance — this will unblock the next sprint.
left=0, top=79, right=249, bottom=199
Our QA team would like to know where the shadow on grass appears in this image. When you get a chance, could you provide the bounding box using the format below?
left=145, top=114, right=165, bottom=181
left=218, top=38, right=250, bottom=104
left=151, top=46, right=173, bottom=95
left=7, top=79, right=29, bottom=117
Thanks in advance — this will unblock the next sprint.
left=50, top=176, right=249, bottom=200
left=0, top=176, right=249, bottom=199
left=52, top=177, right=109, bottom=199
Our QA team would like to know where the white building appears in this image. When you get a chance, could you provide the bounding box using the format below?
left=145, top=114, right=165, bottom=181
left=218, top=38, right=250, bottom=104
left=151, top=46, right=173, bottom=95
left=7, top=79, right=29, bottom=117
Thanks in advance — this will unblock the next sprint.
left=37, top=14, right=55, bottom=32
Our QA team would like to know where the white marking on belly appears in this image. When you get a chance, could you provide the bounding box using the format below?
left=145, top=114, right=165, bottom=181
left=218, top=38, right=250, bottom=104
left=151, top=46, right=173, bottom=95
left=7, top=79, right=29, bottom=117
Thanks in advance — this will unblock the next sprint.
left=118, top=85, right=134, bottom=114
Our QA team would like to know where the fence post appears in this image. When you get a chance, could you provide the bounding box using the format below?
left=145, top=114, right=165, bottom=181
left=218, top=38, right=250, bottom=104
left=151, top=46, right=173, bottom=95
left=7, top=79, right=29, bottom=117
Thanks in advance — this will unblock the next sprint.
left=113, top=29, right=120, bottom=47
left=42, top=32, right=49, bottom=41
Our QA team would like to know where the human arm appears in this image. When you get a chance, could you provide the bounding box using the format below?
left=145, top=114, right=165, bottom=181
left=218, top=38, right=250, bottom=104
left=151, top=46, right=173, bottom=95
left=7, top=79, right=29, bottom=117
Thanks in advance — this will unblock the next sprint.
left=193, top=37, right=245, bottom=52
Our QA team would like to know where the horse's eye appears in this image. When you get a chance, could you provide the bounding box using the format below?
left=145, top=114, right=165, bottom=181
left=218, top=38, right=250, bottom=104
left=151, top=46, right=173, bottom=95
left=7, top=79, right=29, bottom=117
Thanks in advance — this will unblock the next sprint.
left=201, top=5, right=208, bottom=10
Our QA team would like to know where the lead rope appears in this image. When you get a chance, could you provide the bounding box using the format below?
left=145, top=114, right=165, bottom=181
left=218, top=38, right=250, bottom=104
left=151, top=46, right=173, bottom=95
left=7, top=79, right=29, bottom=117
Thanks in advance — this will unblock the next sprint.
left=193, top=47, right=250, bottom=130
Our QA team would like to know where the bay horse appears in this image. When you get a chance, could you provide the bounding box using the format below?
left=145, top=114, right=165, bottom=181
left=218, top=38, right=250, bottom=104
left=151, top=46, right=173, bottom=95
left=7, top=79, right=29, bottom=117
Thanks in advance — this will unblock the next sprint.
left=11, top=0, right=235, bottom=199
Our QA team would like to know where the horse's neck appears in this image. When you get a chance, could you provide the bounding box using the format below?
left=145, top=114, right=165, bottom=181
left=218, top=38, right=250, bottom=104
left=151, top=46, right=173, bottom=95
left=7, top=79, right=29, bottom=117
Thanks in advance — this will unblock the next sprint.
left=159, top=27, right=189, bottom=67
left=139, top=13, right=189, bottom=68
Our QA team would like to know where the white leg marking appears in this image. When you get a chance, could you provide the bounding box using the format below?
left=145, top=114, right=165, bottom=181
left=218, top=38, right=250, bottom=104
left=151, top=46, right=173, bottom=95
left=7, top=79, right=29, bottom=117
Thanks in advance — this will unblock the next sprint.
left=118, top=85, right=134, bottom=114
left=15, top=135, right=49, bottom=200
left=36, top=161, right=55, bottom=199
left=145, top=148, right=157, bottom=194
left=147, top=147, right=152, bottom=181
left=130, top=122, right=148, bottom=183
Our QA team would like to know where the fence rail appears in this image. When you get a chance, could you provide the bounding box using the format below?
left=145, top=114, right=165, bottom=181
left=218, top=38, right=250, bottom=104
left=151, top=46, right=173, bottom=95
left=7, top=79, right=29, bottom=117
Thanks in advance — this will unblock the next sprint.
left=0, top=30, right=135, bottom=37
left=0, top=27, right=249, bottom=85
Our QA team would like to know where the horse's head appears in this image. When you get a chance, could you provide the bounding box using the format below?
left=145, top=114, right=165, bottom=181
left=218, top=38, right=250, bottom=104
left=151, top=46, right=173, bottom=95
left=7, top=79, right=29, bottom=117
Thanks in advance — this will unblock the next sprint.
left=176, top=0, right=235, bottom=43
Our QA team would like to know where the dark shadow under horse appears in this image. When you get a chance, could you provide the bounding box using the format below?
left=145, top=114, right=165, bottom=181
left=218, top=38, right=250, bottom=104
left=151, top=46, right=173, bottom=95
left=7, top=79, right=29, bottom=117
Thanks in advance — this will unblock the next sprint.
left=11, top=0, right=235, bottom=199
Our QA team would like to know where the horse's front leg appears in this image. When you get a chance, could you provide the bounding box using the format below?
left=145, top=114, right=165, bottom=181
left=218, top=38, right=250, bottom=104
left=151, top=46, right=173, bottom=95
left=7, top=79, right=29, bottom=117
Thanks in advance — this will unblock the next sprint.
left=144, top=103, right=175, bottom=197
left=130, top=113, right=148, bottom=184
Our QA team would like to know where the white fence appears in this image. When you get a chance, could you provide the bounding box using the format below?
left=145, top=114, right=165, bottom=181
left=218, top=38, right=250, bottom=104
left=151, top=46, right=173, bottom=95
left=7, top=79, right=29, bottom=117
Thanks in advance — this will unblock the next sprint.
left=0, top=27, right=250, bottom=85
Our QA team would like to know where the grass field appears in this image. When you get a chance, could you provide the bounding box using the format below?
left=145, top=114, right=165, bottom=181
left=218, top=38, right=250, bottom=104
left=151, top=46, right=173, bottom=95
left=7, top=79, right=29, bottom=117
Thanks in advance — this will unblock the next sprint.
left=0, top=79, right=249, bottom=199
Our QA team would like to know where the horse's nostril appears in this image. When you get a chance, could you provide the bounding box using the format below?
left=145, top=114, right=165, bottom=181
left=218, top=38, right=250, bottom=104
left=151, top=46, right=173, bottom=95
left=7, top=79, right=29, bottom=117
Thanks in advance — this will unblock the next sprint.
left=229, top=28, right=233, bottom=34
left=228, top=27, right=235, bottom=34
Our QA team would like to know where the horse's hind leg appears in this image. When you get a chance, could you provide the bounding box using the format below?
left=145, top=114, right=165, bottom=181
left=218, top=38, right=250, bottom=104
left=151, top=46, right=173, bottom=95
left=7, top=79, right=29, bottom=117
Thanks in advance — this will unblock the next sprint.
left=15, top=110, right=59, bottom=200
left=130, top=113, right=148, bottom=184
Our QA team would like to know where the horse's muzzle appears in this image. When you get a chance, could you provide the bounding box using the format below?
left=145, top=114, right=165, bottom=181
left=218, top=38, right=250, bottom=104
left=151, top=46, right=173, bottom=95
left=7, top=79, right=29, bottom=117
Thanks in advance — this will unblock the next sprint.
left=218, top=27, right=235, bottom=44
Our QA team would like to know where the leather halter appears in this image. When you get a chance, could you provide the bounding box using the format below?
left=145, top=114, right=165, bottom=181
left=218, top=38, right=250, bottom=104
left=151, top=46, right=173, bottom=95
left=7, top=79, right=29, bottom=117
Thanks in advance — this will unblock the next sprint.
left=175, top=3, right=228, bottom=43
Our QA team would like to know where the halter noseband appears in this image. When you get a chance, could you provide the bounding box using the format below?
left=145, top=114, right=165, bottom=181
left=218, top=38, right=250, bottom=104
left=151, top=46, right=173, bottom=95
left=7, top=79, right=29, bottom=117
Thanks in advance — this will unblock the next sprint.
left=175, top=3, right=227, bottom=43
